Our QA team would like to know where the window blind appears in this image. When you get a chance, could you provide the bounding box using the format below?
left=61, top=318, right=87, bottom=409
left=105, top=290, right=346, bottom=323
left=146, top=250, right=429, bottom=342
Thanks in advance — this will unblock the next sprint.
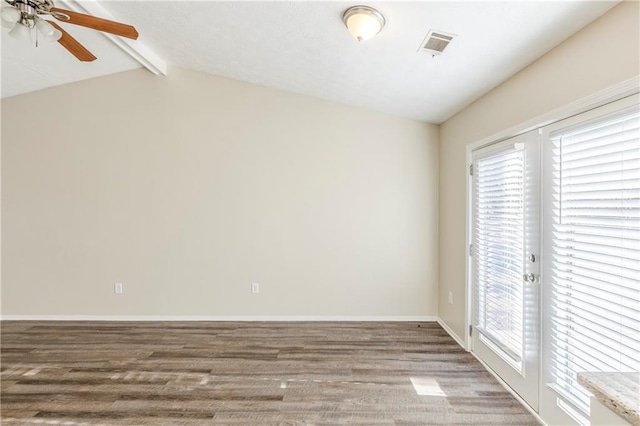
left=474, top=146, right=525, bottom=363
left=549, top=109, right=640, bottom=414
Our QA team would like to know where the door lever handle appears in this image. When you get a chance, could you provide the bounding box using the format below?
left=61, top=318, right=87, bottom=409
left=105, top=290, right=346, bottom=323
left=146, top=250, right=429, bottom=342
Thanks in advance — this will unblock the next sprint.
left=523, top=273, right=536, bottom=282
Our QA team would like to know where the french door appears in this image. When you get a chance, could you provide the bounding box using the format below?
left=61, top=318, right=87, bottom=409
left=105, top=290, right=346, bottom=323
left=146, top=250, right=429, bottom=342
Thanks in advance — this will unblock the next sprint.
left=470, top=130, right=540, bottom=410
left=469, top=95, right=639, bottom=424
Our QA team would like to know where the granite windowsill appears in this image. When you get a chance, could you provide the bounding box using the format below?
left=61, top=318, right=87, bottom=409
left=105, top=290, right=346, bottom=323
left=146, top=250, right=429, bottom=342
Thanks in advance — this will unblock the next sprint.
left=577, top=372, right=640, bottom=426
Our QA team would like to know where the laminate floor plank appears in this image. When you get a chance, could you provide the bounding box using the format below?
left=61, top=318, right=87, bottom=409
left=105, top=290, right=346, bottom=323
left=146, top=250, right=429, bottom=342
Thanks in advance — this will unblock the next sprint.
left=1, top=321, right=539, bottom=425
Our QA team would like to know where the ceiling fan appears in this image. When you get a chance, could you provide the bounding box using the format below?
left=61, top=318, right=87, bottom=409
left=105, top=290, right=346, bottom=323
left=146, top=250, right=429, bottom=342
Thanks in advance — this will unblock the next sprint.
left=1, top=0, right=138, bottom=62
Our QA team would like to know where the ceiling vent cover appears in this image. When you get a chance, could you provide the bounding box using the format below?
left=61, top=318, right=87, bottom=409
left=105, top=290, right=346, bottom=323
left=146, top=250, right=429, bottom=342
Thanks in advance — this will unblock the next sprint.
left=419, top=30, right=456, bottom=55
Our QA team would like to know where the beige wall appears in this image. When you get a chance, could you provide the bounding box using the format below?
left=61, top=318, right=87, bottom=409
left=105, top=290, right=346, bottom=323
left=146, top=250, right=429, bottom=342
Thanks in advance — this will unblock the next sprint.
left=439, top=1, right=640, bottom=338
left=1, top=67, right=439, bottom=317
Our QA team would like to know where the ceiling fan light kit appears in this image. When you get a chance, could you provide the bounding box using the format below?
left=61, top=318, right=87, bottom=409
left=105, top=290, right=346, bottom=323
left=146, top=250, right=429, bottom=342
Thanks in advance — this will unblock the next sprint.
left=1, top=6, right=20, bottom=27
left=36, top=18, right=60, bottom=41
left=343, top=5, right=386, bottom=42
left=1, top=0, right=138, bottom=61
left=8, top=17, right=31, bottom=41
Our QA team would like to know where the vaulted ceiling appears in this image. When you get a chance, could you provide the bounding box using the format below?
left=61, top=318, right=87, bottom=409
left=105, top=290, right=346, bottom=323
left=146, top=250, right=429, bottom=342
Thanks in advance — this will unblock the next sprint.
left=1, top=1, right=619, bottom=123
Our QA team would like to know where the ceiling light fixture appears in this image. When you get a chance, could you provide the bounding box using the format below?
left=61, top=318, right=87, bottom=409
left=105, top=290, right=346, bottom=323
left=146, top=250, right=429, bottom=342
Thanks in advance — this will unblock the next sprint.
left=2, top=1, right=63, bottom=44
left=36, top=18, right=61, bottom=41
left=1, top=6, right=21, bottom=28
left=343, top=6, right=385, bottom=42
left=9, top=19, right=32, bottom=42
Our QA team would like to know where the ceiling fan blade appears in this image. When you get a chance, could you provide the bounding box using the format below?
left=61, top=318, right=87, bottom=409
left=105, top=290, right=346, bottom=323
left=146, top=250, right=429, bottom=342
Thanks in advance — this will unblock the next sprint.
left=49, top=22, right=97, bottom=62
left=50, top=7, right=139, bottom=40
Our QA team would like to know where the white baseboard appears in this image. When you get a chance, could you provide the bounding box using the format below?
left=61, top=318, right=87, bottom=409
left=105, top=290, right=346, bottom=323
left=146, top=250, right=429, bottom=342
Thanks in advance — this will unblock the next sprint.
left=0, top=315, right=438, bottom=322
left=437, top=318, right=467, bottom=350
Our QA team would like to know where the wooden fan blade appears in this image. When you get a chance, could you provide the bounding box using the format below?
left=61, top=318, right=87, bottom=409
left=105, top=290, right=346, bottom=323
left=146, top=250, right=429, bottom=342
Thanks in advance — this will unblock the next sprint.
left=50, top=22, right=97, bottom=62
left=50, top=7, right=138, bottom=40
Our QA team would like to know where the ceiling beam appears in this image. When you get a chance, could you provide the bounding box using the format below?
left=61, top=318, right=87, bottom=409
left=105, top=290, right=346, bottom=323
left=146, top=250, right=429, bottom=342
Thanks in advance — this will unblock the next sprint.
left=57, top=0, right=167, bottom=75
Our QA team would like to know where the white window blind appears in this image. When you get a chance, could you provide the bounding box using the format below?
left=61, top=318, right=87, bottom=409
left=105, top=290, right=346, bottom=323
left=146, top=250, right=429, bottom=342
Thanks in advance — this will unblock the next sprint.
left=549, top=109, right=640, bottom=414
left=474, top=146, right=525, bottom=363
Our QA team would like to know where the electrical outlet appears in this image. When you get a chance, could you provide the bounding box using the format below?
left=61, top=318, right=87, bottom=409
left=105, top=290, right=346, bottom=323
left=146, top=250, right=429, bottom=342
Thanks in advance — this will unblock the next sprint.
left=114, top=283, right=123, bottom=294
left=448, top=291, right=453, bottom=305
left=251, top=282, right=259, bottom=294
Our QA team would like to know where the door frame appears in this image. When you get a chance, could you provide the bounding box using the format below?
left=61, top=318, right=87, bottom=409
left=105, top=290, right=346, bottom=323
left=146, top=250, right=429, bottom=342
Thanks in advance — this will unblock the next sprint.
left=462, top=77, right=639, bottom=416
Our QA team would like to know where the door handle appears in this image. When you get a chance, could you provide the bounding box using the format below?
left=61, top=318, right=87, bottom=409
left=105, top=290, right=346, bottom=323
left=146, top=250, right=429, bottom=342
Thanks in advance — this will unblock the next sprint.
left=523, top=273, right=536, bottom=282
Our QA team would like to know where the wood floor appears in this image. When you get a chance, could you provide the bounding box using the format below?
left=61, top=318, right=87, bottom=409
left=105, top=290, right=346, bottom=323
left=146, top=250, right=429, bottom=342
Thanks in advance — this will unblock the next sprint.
left=0, top=321, right=538, bottom=425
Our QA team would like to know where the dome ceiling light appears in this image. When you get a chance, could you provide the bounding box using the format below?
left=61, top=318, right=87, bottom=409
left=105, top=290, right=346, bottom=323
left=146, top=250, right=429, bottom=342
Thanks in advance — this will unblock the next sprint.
left=343, top=6, right=386, bottom=42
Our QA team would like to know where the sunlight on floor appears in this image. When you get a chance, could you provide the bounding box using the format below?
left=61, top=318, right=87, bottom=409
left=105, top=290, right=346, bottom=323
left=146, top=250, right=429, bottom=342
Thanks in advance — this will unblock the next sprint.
left=411, top=377, right=447, bottom=396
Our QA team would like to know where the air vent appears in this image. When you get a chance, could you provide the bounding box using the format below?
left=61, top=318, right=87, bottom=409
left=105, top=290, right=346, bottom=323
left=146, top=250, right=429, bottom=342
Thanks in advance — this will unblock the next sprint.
left=419, top=30, right=456, bottom=55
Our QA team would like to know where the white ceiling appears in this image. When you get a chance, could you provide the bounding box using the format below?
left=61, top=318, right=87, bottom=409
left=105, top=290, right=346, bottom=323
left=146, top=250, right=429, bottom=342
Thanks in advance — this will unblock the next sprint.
left=2, top=1, right=618, bottom=123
